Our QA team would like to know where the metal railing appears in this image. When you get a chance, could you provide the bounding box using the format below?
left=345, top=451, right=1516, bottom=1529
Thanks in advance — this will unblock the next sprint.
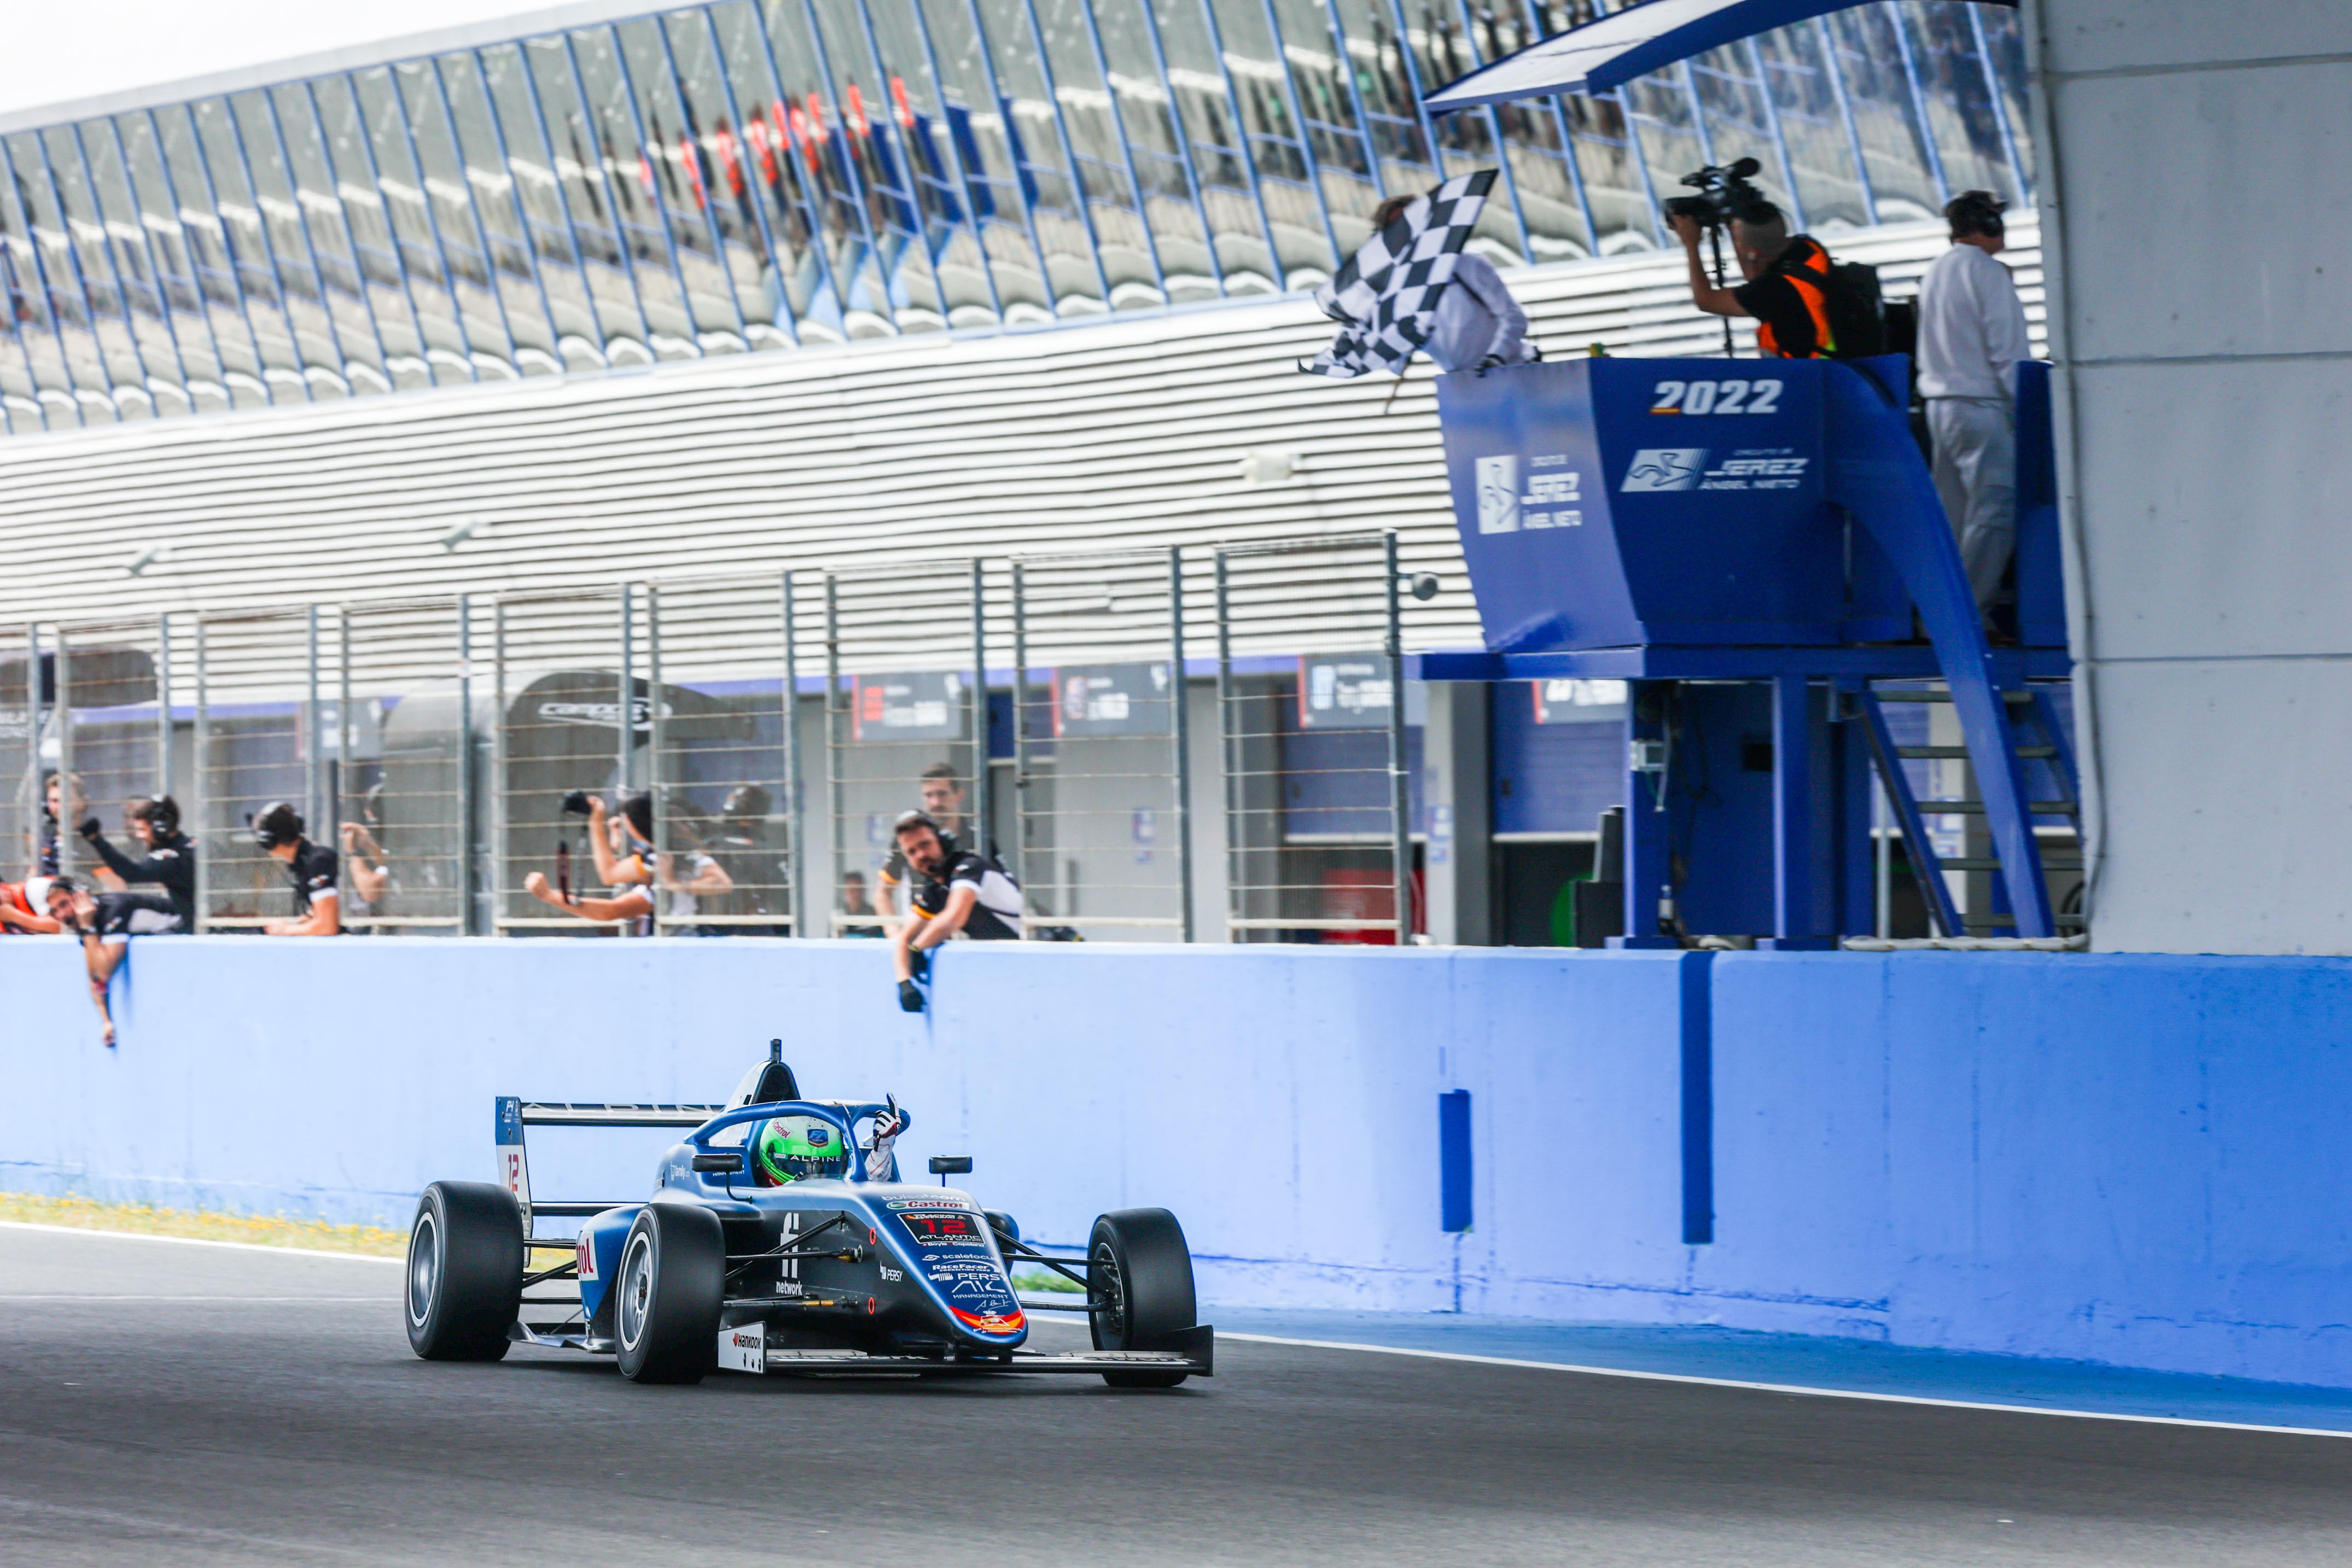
left=9, top=532, right=1435, bottom=943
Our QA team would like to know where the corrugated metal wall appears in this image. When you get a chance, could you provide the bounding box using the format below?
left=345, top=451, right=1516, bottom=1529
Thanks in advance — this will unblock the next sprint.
left=0, top=219, right=2040, bottom=672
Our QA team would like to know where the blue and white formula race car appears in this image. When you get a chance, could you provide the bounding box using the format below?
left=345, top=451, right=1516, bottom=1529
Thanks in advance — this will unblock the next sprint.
left=401, top=1046, right=1213, bottom=1388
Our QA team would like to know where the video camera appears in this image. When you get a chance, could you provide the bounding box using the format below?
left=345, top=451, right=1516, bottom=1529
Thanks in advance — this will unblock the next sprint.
left=1664, top=157, right=1767, bottom=230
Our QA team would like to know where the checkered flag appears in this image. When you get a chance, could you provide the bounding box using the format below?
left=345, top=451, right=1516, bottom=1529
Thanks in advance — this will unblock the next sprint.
left=1302, top=170, right=1499, bottom=380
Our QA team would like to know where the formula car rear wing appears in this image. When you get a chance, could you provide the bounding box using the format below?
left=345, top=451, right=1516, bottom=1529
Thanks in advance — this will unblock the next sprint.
left=496, top=1097, right=727, bottom=1235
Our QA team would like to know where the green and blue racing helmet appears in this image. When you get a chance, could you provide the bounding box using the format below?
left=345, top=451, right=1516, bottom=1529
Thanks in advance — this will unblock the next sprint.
left=755, top=1115, right=850, bottom=1184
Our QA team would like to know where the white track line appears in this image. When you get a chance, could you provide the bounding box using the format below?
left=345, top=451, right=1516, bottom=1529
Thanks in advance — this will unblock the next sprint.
left=0, top=1220, right=402, bottom=1263
left=1216, top=1332, right=2352, bottom=1441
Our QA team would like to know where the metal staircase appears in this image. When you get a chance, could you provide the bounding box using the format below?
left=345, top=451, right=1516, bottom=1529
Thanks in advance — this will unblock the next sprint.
left=1856, top=681, right=2083, bottom=939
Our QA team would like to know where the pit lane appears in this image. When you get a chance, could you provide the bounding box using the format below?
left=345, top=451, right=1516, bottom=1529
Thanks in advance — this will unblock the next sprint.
left=4, top=1225, right=2349, bottom=1566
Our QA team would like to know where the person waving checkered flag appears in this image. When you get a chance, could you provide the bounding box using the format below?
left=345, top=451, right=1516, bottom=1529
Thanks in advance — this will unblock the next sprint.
left=1303, top=170, right=1501, bottom=380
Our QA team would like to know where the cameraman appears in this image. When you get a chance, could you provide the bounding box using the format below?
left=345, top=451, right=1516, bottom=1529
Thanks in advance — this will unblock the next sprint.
left=251, top=802, right=340, bottom=937
left=889, top=809, right=1022, bottom=1013
left=1671, top=200, right=1838, bottom=359
left=77, top=796, right=194, bottom=931
left=525, top=791, right=655, bottom=933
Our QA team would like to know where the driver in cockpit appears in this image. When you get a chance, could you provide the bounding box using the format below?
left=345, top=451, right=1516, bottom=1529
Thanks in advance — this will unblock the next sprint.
left=754, top=1106, right=904, bottom=1186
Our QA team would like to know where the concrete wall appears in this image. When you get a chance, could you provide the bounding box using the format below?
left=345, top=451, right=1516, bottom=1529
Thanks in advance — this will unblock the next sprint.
left=2031, top=0, right=2352, bottom=951
left=5, top=938, right=2350, bottom=1387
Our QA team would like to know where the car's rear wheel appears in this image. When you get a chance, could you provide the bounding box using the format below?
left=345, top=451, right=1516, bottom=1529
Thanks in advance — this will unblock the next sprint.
left=406, top=1182, right=523, bottom=1362
left=1087, top=1209, right=1197, bottom=1389
left=615, top=1204, right=725, bottom=1385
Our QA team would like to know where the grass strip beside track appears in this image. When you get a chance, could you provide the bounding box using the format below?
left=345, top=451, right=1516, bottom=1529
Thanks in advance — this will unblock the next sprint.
left=0, top=1192, right=407, bottom=1257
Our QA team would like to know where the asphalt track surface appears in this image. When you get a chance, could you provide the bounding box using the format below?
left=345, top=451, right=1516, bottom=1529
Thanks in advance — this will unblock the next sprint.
left=4, top=1227, right=2350, bottom=1566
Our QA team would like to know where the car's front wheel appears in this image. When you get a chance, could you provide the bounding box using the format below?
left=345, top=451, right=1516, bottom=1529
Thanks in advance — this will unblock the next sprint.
left=405, top=1182, right=523, bottom=1362
left=1087, top=1208, right=1197, bottom=1389
left=614, top=1204, right=725, bottom=1385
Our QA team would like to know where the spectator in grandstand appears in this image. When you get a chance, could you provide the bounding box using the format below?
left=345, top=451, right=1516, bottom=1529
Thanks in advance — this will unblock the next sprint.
left=872, top=763, right=969, bottom=929
left=1367, top=193, right=1535, bottom=374
left=889, top=809, right=1022, bottom=1012
left=77, top=796, right=194, bottom=932
left=44, top=875, right=177, bottom=1046
left=251, top=802, right=340, bottom=937
left=839, top=870, right=883, bottom=937
left=0, top=875, right=62, bottom=933
left=340, top=784, right=392, bottom=919
left=1671, top=201, right=1839, bottom=360
left=1918, top=189, right=2031, bottom=616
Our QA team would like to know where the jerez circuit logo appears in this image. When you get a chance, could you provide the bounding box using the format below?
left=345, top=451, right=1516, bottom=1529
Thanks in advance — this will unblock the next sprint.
left=1621, top=448, right=1708, bottom=492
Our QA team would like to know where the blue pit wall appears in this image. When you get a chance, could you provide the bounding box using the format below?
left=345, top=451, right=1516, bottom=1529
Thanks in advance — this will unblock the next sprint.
left=4, top=937, right=2349, bottom=1392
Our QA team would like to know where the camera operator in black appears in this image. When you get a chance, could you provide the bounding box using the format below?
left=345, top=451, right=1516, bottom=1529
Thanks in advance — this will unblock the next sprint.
left=76, top=796, right=194, bottom=932
left=252, top=802, right=341, bottom=937
left=890, top=809, right=1022, bottom=1012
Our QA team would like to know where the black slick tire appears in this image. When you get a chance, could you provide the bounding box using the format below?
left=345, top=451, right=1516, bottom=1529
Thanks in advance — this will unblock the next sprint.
left=405, top=1181, right=523, bottom=1362
left=614, top=1204, right=726, bottom=1385
left=1087, top=1208, right=1197, bottom=1388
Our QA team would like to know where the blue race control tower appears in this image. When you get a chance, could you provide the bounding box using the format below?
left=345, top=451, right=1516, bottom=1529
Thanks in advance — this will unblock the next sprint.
left=1414, top=355, right=2075, bottom=945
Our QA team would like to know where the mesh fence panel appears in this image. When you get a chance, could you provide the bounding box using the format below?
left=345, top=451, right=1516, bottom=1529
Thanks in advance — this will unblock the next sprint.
left=824, top=561, right=986, bottom=935
left=645, top=574, right=796, bottom=935
left=194, top=609, right=319, bottom=928
left=1216, top=534, right=1410, bottom=944
left=492, top=588, right=627, bottom=934
left=1, top=627, right=38, bottom=879
left=1010, top=549, right=1187, bottom=940
left=53, top=617, right=170, bottom=885
left=340, top=597, right=469, bottom=931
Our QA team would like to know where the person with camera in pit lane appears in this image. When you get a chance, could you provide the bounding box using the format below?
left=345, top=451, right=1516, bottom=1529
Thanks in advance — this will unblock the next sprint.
left=76, top=795, right=195, bottom=932
left=522, top=789, right=732, bottom=935
left=889, top=808, right=1022, bottom=1013
left=251, top=802, right=340, bottom=937
left=44, top=874, right=178, bottom=1045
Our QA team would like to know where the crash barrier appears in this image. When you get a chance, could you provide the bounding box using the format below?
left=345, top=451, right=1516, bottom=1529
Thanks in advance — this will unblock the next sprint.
left=7, top=535, right=1451, bottom=943
left=4, top=939, right=2348, bottom=1389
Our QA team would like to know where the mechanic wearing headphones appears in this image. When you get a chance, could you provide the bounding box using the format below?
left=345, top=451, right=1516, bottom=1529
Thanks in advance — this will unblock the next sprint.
left=890, top=808, right=1022, bottom=1012
left=252, top=802, right=341, bottom=937
left=44, top=875, right=178, bottom=1045
left=77, top=796, right=195, bottom=932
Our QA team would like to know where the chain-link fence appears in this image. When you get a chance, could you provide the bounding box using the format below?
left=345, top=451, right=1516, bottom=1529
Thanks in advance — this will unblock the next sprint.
left=10, top=533, right=1442, bottom=944
left=823, top=561, right=989, bottom=936
left=1216, top=533, right=1416, bottom=945
left=1010, top=548, right=1191, bottom=941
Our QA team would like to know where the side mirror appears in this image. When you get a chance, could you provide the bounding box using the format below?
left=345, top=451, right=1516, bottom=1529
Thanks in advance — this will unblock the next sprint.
left=928, top=1156, right=974, bottom=1176
left=692, top=1151, right=745, bottom=1173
